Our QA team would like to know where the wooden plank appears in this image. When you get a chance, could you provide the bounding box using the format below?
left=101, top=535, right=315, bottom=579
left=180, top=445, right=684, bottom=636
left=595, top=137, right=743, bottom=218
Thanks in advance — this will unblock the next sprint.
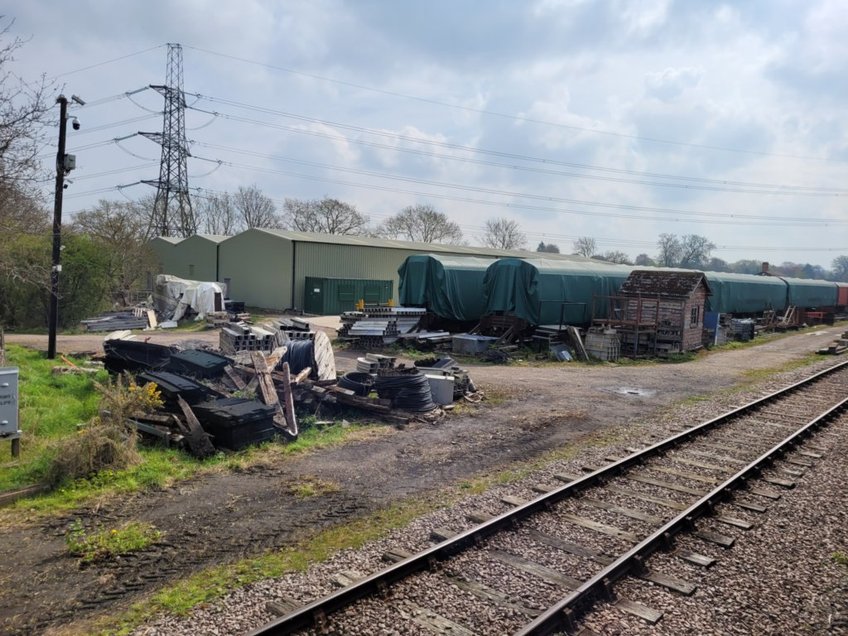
left=560, top=512, right=639, bottom=543
left=279, top=361, right=298, bottom=438
left=763, top=477, right=796, bottom=489
left=525, top=528, right=613, bottom=565
left=382, top=547, right=413, bottom=563
left=780, top=467, right=805, bottom=477
left=615, top=598, right=663, bottom=624
left=749, top=487, right=782, bottom=500
left=292, top=366, right=312, bottom=384
left=223, top=365, right=246, bottom=390
left=554, top=472, right=581, bottom=483
left=798, top=450, right=823, bottom=459
left=466, top=511, right=494, bottom=524
left=501, top=495, right=528, bottom=507
left=401, top=603, right=474, bottom=636
left=676, top=550, right=715, bottom=568
left=266, top=598, right=298, bottom=617
left=734, top=500, right=768, bottom=513
left=650, top=466, right=720, bottom=485
left=176, top=396, right=216, bottom=458
left=580, top=496, right=663, bottom=524
left=684, top=449, right=746, bottom=465
left=694, top=529, right=735, bottom=548
left=146, top=309, right=158, bottom=329
left=532, top=483, right=556, bottom=494
left=251, top=352, right=287, bottom=430
left=672, top=456, right=732, bottom=472
left=606, top=485, right=688, bottom=511
left=491, top=550, right=583, bottom=589
left=715, top=515, right=753, bottom=530
left=447, top=575, right=541, bottom=617
left=567, top=325, right=589, bottom=361
left=627, top=473, right=702, bottom=496
left=639, top=570, right=696, bottom=595
left=430, top=527, right=457, bottom=543
left=787, top=458, right=814, bottom=468
left=331, top=569, right=362, bottom=588
left=0, top=484, right=49, bottom=507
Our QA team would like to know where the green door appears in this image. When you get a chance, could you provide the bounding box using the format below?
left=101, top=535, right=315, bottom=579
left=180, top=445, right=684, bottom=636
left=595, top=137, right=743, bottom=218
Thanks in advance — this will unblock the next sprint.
left=304, top=277, right=324, bottom=314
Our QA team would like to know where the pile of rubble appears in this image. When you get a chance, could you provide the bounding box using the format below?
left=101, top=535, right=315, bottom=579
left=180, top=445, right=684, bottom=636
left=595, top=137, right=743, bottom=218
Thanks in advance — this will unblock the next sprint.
left=101, top=329, right=479, bottom=457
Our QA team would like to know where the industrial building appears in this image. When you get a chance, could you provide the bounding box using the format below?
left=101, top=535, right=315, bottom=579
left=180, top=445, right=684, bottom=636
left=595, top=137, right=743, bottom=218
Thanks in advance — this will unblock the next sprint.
left=151, top=229, right=533, bottom=311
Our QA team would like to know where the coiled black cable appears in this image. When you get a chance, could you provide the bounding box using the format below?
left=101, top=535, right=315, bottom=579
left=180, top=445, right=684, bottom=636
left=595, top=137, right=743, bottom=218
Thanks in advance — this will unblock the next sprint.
left=338, top=372, right=374, bottom=397
left=375, top=370, right=437, bottom=412
left=282, top=339, right=314, bottom=374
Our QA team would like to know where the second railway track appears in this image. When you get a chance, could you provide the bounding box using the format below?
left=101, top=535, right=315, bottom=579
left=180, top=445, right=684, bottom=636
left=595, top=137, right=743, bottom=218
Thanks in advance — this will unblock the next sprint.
left=249, top=360, right=848, bottom=636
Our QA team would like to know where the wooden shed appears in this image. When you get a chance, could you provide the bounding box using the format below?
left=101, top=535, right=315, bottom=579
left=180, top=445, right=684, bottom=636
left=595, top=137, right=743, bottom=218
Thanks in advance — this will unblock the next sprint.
left=600, top=269, right=711, bottom=356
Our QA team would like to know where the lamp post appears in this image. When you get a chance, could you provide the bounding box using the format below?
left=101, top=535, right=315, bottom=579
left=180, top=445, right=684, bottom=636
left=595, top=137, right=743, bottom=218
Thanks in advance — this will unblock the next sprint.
left=47, top=94, right=83, bottom=359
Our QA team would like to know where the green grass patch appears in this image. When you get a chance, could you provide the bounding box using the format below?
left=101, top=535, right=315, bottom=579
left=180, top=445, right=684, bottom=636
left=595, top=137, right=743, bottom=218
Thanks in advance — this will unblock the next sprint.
left=833, top=551, right=848, bottom=567
left=0, top=345, right=108, bottom=491
left=286, top=476, right=341, bottom=499
left=66, top=520, right=162, bottom=564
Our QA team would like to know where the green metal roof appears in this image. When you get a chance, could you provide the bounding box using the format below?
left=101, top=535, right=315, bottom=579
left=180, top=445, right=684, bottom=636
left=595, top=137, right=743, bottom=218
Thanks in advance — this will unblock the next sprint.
left=254, top=228, right=545, bottom=258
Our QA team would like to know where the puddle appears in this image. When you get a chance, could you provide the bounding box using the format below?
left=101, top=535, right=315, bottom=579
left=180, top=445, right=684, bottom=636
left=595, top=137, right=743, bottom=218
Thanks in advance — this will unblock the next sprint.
left=612, top=387, right=656, bottom=397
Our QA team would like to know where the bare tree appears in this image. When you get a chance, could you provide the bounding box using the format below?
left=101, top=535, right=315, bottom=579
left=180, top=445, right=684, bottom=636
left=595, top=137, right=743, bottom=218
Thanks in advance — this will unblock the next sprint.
left=634, top=253, right=655, bottom=266
left=379, top=204, right=463, bottom=244
left=199, top=192, right=239, bottom=235
left=573, top=236, right=597, bottom=258
left=282, top=197, right=370, bottom=234
left=678, top=234, right=716, bottom=269
left=0, top=18, right=52, bottom=189
left=656, top=233, right=682, bottom=267
left=536, top=241, right=560, bottom=254
left=482, top=217, right=525, bottom=250
left=832, top=255, right=848, bottom=282
left=598, top=250, right=631, bottom=264
left=233, top=185, right=279, bottom=229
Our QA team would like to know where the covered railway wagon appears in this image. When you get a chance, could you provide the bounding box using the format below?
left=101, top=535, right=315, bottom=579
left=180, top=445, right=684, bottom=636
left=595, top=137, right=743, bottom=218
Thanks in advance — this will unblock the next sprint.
left=397, top=254, right=497, bottom=322
left=838, top=282, right=848, bottom=309
left=483, top=257, right=631, bottom=326
left=778, top=276, right=839, bottom=309
left=703, top=272, right=788, bottom=314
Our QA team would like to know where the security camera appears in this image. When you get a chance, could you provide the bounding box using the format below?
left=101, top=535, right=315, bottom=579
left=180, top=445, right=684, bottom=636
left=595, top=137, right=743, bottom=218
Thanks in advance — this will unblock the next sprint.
left=71, top=117, right=80, bottom=130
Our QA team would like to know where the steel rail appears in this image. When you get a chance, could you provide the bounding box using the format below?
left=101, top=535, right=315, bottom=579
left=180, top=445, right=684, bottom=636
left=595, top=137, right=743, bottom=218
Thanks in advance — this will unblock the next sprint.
left=247, top=359, right=848, bottom=636
left=517, top=391, right=848, bottom=635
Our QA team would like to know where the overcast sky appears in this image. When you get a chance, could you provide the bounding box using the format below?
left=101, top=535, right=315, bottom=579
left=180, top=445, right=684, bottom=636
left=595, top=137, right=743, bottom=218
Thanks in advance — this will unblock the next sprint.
left=5, top=1, right=847, bottom=268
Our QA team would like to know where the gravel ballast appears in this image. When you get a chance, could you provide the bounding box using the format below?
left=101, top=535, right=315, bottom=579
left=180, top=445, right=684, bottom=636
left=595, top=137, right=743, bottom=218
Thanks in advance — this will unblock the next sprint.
left=134, top=360, right=848, bottom=636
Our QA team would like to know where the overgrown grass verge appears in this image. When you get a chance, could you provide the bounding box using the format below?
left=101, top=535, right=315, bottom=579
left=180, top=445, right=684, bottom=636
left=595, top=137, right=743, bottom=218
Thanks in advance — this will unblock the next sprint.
left=0, top=344, right=387, bottom=522
left=66, top=520, right=162, bottom=564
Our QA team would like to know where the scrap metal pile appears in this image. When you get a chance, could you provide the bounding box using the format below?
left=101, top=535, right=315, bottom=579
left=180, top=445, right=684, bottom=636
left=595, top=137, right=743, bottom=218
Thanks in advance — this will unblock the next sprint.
left=102, top=327, right=479, bottom=457
left=338, top=305, right=450, bottom=347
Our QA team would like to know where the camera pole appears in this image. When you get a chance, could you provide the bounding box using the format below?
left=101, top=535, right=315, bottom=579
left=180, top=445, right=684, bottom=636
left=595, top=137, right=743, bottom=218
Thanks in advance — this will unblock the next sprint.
left=47, top=95, right=69, bottom=360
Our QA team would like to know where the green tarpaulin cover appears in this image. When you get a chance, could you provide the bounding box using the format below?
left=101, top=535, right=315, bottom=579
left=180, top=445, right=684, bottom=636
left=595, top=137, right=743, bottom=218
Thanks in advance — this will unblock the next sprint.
left=704, top=272, right=788, bottom=314
left=483, top=258, right=631, bottom=325
left=398, top=254, right=497, bottom=321
left=779, top=276, right=838, bottom=308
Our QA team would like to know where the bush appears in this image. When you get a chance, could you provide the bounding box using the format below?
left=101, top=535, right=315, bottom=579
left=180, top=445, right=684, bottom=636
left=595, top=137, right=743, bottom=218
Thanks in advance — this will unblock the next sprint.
left=45, top=375, right=162, bottom=487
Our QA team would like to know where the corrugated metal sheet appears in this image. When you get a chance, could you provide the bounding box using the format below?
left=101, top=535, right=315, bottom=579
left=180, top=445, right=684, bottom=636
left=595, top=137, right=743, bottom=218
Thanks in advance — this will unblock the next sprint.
left=304, top=277, right=393, bottom=314
left=166, top=235, right=227, bottom=281
left=217, top=229, right=292, bottom=309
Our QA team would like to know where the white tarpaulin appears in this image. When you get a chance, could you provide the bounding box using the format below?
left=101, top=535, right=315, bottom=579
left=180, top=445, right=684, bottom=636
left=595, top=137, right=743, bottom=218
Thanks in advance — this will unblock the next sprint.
left=154, top=275, right=226, bottom=321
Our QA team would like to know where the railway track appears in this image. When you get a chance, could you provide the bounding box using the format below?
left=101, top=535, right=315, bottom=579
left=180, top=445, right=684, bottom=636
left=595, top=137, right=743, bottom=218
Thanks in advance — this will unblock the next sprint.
left=249, top=360, right=848, bottom=635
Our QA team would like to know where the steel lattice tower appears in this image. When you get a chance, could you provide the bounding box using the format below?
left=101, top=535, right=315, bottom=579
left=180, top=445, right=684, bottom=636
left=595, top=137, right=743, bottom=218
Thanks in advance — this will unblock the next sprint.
left=141, top=43, right=195, bottom=237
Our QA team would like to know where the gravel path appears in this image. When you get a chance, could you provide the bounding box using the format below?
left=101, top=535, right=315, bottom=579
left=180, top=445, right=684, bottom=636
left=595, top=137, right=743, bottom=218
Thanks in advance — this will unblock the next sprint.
left=134, top=358, right=848, bottom=636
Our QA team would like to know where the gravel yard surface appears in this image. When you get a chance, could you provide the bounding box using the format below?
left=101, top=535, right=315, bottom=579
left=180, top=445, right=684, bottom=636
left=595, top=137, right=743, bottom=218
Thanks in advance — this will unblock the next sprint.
left=133, top=349, right=848, bottom=636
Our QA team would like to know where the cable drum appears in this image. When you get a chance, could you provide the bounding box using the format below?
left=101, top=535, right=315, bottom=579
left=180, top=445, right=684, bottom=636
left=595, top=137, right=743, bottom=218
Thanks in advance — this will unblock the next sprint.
left=281, top=339, right=314, bottom=375
left=338, top=372, right=374, bottom=397
left=375, top=369, right=437, bottom=412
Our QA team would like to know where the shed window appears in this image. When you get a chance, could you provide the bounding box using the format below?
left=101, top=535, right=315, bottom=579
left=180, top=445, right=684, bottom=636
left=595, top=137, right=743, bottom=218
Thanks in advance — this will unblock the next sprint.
left=690, top=305, right=700, bottom=326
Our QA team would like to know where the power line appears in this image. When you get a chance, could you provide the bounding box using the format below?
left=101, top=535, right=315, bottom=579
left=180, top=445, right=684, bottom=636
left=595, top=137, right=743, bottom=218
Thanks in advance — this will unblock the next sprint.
left=54, top=45, right=166, bottom=78
left=187, top=99, right=846, bottom=197
left=190, top=152, right=846, bottom=226
left=183, top=45, right=844, bottom=164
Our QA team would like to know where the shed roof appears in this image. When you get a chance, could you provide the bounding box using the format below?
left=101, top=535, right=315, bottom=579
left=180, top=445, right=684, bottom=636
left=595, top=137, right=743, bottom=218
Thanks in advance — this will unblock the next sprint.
left=621, top=269, right=711, bottom=297
left=191, top=234, right=230, bottom=243
left=150, top=236, right=182, bottom=245
left=253, top=228, right=541, bottom=258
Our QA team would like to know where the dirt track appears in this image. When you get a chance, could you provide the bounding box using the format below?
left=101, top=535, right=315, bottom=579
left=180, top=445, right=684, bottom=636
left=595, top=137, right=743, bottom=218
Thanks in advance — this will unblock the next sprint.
left=0, top=326, right=843, bottom=634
